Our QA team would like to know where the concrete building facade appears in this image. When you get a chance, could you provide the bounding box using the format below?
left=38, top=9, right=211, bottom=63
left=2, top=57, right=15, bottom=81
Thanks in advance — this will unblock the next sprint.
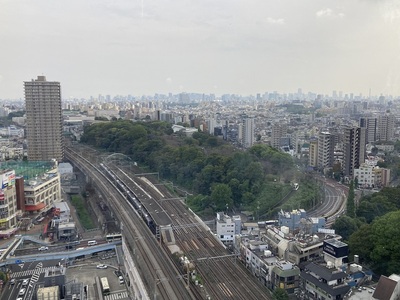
left=24, top=168, right=62, bottom=213
left=0, top=169, right=18, bottom=237
left=317, top=131, right=335, bottom=172
left=342, top=126, right=365, bottom=177
left=24, top=75, right=64, bottom=162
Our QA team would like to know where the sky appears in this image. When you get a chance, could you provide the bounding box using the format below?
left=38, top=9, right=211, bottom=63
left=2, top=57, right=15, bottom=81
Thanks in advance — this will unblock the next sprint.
left=1, top=0, right=400, bottom=99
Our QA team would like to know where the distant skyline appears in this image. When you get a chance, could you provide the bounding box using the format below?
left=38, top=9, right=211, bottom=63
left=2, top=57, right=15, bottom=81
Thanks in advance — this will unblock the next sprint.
left=1, top=0, right=400, bottom=99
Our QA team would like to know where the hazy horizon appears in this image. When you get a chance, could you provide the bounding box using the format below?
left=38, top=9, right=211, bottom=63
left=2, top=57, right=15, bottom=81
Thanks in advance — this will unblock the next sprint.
left=1, top=0, right=400, bottom=99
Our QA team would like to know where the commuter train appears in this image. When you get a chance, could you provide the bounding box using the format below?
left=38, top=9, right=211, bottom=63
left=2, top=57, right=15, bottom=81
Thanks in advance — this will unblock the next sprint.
left=99, top=163, right=155, bottom=233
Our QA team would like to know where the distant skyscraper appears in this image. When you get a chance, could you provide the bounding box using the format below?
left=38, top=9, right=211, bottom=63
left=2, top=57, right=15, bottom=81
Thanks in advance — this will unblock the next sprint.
left=242, top=116, right=254, bottom=148
left=24, top=75, right=64, bottom=162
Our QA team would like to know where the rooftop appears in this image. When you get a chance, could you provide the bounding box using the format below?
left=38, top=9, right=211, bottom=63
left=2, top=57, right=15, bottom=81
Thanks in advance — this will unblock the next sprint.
left=0, top=161, right=57, bottom=183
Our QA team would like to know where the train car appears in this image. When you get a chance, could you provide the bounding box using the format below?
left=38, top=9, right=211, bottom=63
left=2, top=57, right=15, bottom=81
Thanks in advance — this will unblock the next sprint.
left=127, top=194, right=142, bottom=210
left=142, top=211, right=155, bottom=233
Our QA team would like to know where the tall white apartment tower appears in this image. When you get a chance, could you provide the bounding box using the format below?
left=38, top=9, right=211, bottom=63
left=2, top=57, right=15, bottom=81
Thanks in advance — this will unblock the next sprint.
left=24, top=76, right=64, bottom=162
left=242, top=116, right=255, bottom=148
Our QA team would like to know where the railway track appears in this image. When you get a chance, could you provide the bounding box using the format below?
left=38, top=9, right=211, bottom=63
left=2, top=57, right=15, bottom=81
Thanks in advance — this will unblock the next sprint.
left=110, top=162, right=272, bottom=300
left=65, top=147, right=193, bottom=300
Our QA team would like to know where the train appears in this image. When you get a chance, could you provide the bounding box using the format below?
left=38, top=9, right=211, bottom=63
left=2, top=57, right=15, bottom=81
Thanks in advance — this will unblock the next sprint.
left=99, top=163, right=156, bottom=233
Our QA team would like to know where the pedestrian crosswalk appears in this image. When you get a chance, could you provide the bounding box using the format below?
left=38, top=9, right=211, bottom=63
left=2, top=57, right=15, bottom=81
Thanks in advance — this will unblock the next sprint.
left=10, top=267, right=58, bottom=278
left=105, top=291, right=129, bottom=300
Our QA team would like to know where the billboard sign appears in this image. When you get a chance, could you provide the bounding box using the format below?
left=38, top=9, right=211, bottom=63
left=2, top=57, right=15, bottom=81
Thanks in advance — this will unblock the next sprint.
left=1, top=170, right=15, bottom=189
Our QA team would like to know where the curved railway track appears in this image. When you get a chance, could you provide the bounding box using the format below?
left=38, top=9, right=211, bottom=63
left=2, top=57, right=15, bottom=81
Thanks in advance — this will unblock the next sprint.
left=109, top=162, right=272, bottom=300
left=65, top=147, right=193, bottom=300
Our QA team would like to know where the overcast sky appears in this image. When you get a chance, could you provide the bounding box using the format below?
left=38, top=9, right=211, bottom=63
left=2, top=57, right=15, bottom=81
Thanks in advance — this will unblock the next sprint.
left=1, top=0, right=400, bottom=99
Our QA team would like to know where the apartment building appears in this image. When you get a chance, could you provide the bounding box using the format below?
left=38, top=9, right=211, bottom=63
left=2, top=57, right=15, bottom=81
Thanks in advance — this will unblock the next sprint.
left=342, top=126, right=366, bottom=177
left=271, top=122, right=287, bottom=149
left=309, top=139, right=318, bottom=168
left=241, top=116, right=255, bottom=148
left=353, top=164, right=391, bottom=188
left=359, top=116, right=377, bottom=144
left=24, top=75, right=64, bottom=162
left=377, top=114, right=395, bottom=141
left=317, top=131, right=335, bottom=172
left=216, top=212, right=241, bottom=243
left=271, top=261, right=300, bottom=295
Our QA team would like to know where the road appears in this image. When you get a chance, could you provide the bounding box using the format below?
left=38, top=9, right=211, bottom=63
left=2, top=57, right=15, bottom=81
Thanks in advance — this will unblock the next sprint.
left=307, top=176, right=348, bottom=227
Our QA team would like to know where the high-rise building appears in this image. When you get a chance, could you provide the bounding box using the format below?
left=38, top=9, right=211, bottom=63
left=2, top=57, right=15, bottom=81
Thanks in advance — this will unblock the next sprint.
left=242, top=116, right=254, bottom=148
left=24, top=76, right=64, bottom=161
left=377, top=114, right=395, bottom=141
left=359, top=117, right=377, bottom=144
left=342, top=126, right=365, bottom=177
left=317, top=132, right=335, bottom=171
left=309, top=139, right=318, bottom=168
left=271, top=122, right=287, bottom=149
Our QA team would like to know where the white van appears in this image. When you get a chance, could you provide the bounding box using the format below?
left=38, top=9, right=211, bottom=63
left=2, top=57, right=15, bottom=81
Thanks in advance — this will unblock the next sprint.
left=87, top=240, right=97, bottom=246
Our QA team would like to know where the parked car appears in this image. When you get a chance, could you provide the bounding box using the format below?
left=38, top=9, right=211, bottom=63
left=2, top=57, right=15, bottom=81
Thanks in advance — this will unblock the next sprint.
left=38, top=246, right=48, bottom=251
left=96, top=264, right=107, bottom=269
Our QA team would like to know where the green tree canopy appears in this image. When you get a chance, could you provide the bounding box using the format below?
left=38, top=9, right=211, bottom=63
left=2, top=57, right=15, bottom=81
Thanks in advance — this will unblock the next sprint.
left=349, top=210, right=400, bottom=275
left=332, top=215, right=362, bottom=241
left=273, top=288, right=289, bottom=300
left=210, top=183, right=233, bottom=212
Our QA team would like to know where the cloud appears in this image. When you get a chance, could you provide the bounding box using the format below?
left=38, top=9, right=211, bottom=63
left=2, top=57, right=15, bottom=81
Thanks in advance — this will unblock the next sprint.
left=316, top=8, right=345, bottom=18
left=266, top=17, right=285, bottom=25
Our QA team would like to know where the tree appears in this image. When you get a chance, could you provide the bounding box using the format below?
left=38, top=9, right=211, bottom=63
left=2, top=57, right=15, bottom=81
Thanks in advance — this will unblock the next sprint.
left=346, top=180, right=355, bottom=218
left=273, top=288, right=289, bottom=300
left=210, top=184, right=233, bottom=212
left=349, top=210, right=400, bottom=275
left=332, top=216, right=361, bottom=241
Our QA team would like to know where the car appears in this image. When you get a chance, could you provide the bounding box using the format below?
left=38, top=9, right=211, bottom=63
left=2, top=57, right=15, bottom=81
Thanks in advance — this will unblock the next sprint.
left=119, top=275, right=124, bottom=284
left=96, top=264, right=107, bottom=269
left=19, top=288, right=26, bottom=296
left=38, top=246, right=48, bottom=251
left=22, top=279, right=29, bottom=286
left=10, top=278, right=15, bottom=285
left=114, top=270, right=122, bottom=277
left=17, top=298, right=23, bottom=300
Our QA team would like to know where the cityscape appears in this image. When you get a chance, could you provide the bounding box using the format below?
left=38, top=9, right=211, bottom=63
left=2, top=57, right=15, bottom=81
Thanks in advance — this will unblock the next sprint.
left=1, top=1, right=400, bottom=300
